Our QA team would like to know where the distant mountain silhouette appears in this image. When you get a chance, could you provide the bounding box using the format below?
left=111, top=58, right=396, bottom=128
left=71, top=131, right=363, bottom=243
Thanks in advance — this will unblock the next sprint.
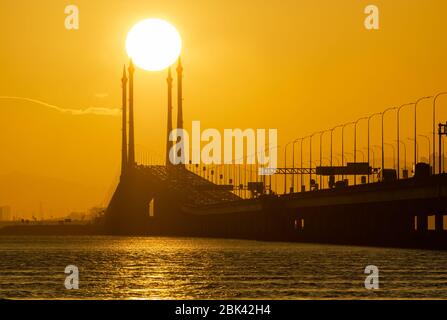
left=0, top=98, right=120, bottom=218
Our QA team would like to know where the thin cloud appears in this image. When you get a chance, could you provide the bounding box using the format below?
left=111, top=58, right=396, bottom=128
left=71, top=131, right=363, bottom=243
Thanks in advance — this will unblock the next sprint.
left=0, top=96, right=120, bottom=116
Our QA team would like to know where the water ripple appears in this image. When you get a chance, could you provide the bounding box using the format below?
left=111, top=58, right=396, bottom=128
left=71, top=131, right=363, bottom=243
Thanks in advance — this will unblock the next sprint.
left=1, top=236, right=447, bottom=299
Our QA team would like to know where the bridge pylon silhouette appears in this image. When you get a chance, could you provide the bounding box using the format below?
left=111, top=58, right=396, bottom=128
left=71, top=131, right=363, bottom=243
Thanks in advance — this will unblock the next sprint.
left=104, top=60, right=239, bottom=234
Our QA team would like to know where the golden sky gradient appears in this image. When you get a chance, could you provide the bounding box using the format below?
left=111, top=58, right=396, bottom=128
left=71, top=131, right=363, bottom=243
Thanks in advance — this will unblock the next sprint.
left=1, top=0, right=447, bottom=217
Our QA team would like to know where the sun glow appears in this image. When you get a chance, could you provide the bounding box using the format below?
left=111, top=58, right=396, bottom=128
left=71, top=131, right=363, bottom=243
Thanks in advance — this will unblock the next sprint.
left=126, top=18, right=182, bottom=72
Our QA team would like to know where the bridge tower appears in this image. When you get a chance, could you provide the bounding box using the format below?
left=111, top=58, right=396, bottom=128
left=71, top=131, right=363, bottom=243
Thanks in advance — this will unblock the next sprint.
left=166, top=68, right=173, bottom=166
left=128, top=60, right=136, bottom=167
left=176, top=58, right=185, bottom=166
left=121, top=65, right=128, bottom=177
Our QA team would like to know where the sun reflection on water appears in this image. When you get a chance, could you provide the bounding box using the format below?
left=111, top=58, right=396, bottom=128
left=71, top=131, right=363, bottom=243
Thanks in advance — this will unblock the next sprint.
left=1, top=236, right=447, bottom=299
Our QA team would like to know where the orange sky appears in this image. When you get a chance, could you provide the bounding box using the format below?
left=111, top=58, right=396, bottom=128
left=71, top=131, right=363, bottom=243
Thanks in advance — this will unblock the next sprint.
left=1, top=0, right=447, bottom=217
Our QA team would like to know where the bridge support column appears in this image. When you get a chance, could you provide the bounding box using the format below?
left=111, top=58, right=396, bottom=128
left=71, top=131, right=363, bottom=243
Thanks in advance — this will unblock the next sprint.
left=416, top=214, right=428, bottom=232
left=435, top=214, right=444, bottom=232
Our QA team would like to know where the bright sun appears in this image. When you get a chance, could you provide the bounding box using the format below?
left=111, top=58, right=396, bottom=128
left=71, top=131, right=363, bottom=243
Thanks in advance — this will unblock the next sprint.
left=126, top=18, right=182, bottom=72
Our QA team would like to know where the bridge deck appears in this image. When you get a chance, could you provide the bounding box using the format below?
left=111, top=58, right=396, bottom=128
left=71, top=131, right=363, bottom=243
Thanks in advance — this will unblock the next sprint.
left=136, top=165, right=240, bottom=207
left=183, top=174, right=447, bottom=215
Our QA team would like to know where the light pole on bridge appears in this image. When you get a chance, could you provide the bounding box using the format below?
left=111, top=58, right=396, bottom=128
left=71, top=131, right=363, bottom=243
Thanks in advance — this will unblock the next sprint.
left=355, top=149, right=365, bottom=162
left=354, top=117, right=368, bottom=185
left=364, top=147, right=375, bottom=180
left=372, top=145, right=384, bottom=182
left=319, top=130, right=331, bottom=187
left=414, top=96, right=433, bottom=170
left=367, top=113, right=381, bottom=183
left=381, top=107, right=396, bottom=176
left=309, top=131, right=323, bottom=190
left=330, top=125, right=343, bottom=167
left=397, top=103, right=415, bottom=179
left=300, top=136, right=310, bottom=192
left=344, top=152, right=354, bottom=163
left=292, top=138, right=304, bottom=193
left=341, top=122, right=355, bottom=180
left=341, top=122, right=355, bottom=181
left=407, top=137, right=419, bottom=170
left=396, top=140, right=407, bottom=177
left=384, top=143, right=396, bottom=170
left=284, top=141, right=293, bottom=194
left=418, top=134, right=431, bottom=166
left=433, top=93, right=447, bottom=174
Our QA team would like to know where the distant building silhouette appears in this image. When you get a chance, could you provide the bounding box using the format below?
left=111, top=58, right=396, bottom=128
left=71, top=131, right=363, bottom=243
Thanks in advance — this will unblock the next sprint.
left=0, top=206, right=11, bottom=221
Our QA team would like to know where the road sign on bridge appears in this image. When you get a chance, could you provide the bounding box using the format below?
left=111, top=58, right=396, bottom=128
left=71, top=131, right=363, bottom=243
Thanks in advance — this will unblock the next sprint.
left=316, top=163, right=372, bottom=176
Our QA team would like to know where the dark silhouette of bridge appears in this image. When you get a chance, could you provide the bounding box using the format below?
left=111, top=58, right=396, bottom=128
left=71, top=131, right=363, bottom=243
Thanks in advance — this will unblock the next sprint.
left=106, top=59, right=241, bottom=234
left=105, top=59, right=447, bottom=249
